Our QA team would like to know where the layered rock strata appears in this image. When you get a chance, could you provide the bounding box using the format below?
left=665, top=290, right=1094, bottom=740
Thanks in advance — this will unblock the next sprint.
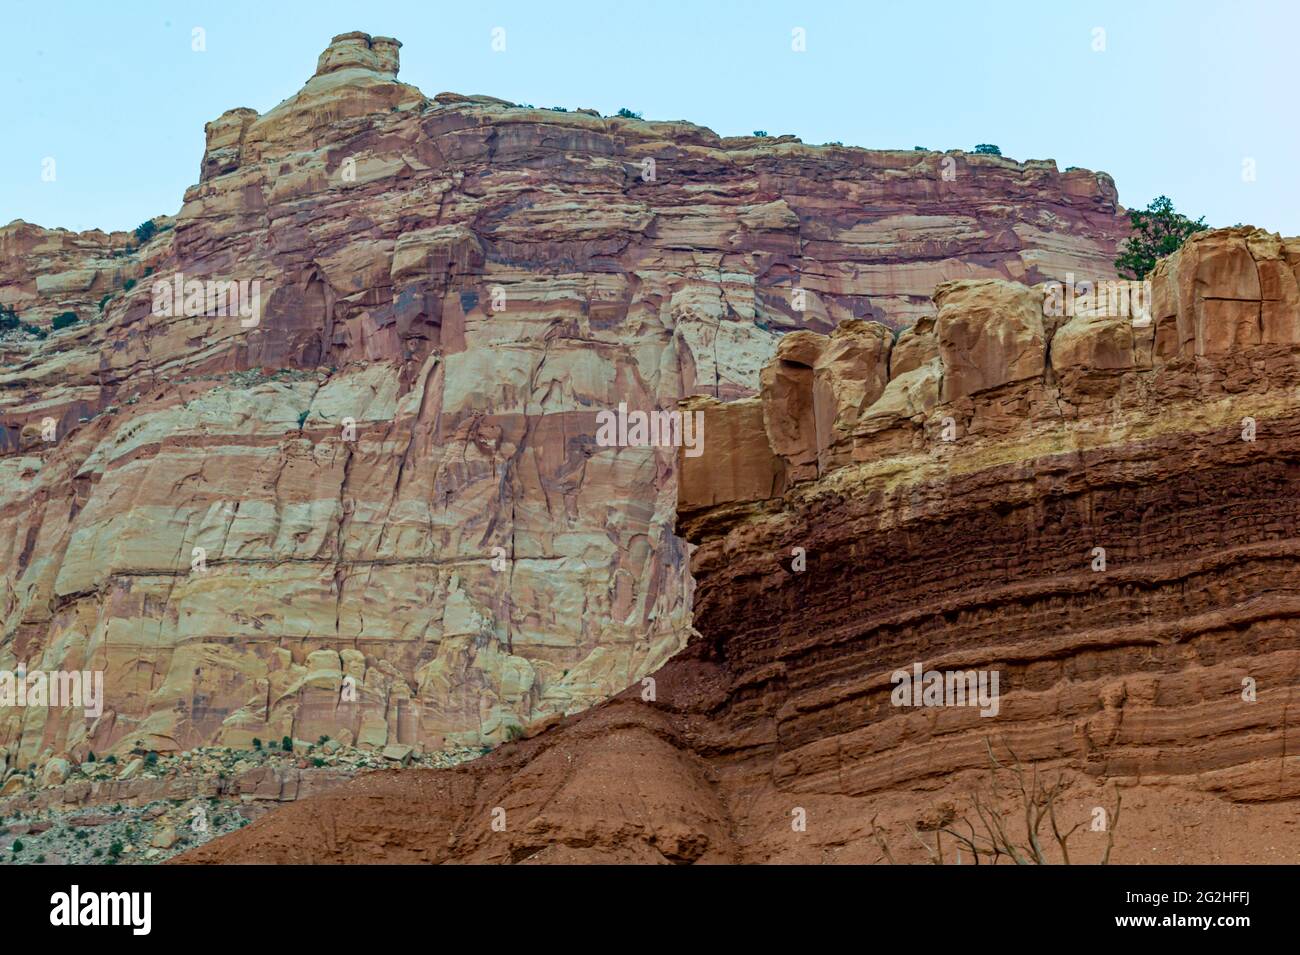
left=1, top=32, right=1128, bottom=769
left=180, top=227, right=1300, bottom=863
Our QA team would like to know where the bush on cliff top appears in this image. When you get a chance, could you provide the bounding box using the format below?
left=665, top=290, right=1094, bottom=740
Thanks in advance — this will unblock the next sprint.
left=973, top=143, right=1001, bottom=155
left=1115, top=195, right=1209, bottom=280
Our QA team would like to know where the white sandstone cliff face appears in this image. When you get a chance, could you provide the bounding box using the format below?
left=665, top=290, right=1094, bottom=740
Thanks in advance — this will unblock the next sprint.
left=0, top=32, right=1130, bottom=769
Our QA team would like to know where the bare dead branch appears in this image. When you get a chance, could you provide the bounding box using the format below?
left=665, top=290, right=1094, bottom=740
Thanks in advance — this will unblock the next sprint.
left=872, top=742, right=1122, bottom=865
left=1101, top=791, right=1123, bottom=866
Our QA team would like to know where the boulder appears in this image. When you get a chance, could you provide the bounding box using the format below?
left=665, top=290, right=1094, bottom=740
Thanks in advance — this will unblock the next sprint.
left=677, top=396, right=784, bottom=511
left=150, top=825, right=178, bottom=849
left=759, top=331, right=825, bottom=483
left=811, top=320, right=893, bottom=470
left=889, top=315, right=939, bottom=379
left=1147, top=226, right=1298, bottom=358
left=381, top=744, right=414, bottom=766
left=934, top=280, right=1045, bottom=401
left=40, top=757, right=72, bottom=787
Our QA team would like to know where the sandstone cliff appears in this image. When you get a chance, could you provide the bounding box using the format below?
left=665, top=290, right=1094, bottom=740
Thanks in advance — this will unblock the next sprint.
left=179, top=226, right=1300, bottom=863
left=1, top=32, right=1129, bottom=774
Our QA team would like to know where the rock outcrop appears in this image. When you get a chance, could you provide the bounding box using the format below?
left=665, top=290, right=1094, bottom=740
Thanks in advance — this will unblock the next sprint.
left=179, top=226, right=1300, bottom=864
left=2, top=33, right=1130, bottom=771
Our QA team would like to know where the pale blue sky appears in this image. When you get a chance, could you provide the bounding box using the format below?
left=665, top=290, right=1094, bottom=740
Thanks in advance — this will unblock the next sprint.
left=3, top=0, right=1296, bottom=235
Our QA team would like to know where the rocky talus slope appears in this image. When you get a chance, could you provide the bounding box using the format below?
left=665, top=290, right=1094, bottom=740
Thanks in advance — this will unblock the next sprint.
left=0, top=740, right=479, bottom=865
left=180, top=226, right=1300, bottom=863
left=0, top=32, right=1129, bottom=773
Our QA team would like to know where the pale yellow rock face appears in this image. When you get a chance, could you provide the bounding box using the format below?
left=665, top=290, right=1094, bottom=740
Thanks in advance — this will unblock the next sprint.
left=0, top=34, right=1132, bottom=769
left=858, top=358, right=941, bottom=442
